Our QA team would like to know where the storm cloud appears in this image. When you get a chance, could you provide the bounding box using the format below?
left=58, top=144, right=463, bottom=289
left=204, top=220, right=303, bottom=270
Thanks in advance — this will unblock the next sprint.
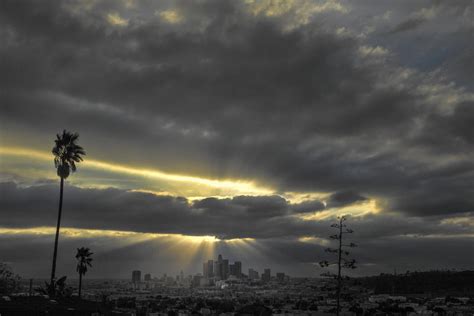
left=1, top=0, right=473, bottom=276
left=1, top=182, right=472, bottom=241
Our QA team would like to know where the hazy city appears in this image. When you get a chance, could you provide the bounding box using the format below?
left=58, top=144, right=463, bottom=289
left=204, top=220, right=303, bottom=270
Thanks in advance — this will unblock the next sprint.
left=1, top=0, right=474, bottom=315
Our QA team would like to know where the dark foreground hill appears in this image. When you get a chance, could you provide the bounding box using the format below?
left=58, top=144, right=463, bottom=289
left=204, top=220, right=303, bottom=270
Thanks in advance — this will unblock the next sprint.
left=0, top=296, right=113, bottom=316
left=356, top=270, right=474, bottom=296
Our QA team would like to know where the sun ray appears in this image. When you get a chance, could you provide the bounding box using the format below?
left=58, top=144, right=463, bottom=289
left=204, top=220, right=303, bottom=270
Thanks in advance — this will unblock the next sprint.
left=0, top=147, right=274, bottom=196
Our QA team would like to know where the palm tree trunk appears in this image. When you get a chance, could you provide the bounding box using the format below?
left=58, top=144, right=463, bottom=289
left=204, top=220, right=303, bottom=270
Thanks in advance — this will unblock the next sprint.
left=78, top=272, right=82, bottom=299
left=336, top=218, right=342, bottom=316
left=50, top=177, right=64, bottom=285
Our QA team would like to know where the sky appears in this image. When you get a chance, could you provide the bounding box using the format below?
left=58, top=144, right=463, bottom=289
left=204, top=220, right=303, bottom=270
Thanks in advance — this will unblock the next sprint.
left=0, top=0, right=473, bottom=279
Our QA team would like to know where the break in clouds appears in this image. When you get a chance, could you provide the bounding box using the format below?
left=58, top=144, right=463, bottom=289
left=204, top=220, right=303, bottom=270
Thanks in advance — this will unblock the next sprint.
left=0, top=0, right=473, bottom=276
left=1, top=181, right=473, bottom=277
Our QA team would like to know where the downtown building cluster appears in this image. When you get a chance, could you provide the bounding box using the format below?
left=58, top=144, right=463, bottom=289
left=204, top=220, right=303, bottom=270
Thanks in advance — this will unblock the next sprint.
left=129, top=254, right=288, bottom=291
left=202, top=254, right=242, bottom=280
left=202, top=254, right=287, bottom=286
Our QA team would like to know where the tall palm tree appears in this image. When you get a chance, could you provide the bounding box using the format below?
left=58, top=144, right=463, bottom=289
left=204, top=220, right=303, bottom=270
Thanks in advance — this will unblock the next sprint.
left=50, top=130, right=86, bottom=286
left=75, top=247, right=93, bottom=298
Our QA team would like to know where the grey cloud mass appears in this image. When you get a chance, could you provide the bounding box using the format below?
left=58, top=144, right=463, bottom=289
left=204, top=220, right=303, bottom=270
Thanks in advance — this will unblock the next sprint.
left=1, top=182, right=473, bottom=277
left=1, top=182, right=472, bottom=241
left=1, top=0, right=473, bottom=276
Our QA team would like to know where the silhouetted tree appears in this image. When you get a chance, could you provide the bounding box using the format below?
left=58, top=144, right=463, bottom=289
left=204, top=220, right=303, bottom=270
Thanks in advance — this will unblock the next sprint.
left=319, top=215, right=357, bottom=316
left=76, top=247, right=93, bottom=298
left=50, top=130, right=86, bottom=289
left=38, top=275, right=73, bottom=298
left=0, top=263, right=21, bottom=295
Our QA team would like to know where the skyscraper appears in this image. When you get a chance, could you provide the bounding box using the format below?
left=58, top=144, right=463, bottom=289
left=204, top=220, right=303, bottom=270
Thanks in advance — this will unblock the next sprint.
left=203, top=260, right=214, bottom=278
left=248, top=268, right=259, bottom=280
left=207, top=260, right=214, bottom=277
left=214, top=260, right=222, bottom=280
left=234, top=261, right=242, bottom=277
left=132, top=270, right=141, bottom=283
left=222, top=259, right=229, bottom=279
left=214, top=254, right=225, bottom=280
left=276, top=272, right=285, bottom=282
left=262, top=268, right=271, bottom=282
left=144, top=273, right=151, bottom=282
left=205, top=254, right=241, bottom=280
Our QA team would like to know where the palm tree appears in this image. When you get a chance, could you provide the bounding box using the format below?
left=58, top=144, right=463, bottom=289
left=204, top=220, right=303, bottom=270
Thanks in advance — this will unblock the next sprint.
left=50, top=130, right=86, bottom=287
left=75, top=247, right=93, bottom=298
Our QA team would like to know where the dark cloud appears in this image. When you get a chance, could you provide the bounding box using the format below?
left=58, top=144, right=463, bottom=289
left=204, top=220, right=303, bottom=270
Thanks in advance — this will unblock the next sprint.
left=0, top=1, right=470, bottom=203
left=1, top=1, right=470, bottom=221
left=0, top=0, right=473, bottom=276
left=388, top=16, right=427, bottom=34
left=1, top=181, right=473, bottom=276
left=1, top=223, right=473, bottom=279
left=291, top=200, right=325, bottom=213
left=0, top=182, right=336, bottom=240
left=1, top=182, right=472, bottom=241
left=327, top=190, right=367, bottom=208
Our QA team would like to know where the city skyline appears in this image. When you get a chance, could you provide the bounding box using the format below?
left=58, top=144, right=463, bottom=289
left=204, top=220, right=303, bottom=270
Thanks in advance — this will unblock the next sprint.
left=128, top=253, right=285, bottom=285
left=1, top=0, right=474, bottom=280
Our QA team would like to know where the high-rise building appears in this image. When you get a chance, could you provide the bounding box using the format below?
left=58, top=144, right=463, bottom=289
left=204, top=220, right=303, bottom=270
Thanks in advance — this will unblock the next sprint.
left=205, top=255, right=242, bottom=280
left=132, top=270, right=141, bottom=283
left=208, top=260, right=214, bottom=276
left=262, top=268, right=271, bottom=282
left=234, top=261, right=242, bottom=277
left=229, top=261, right=242, bottom=278
left=203, top=260, right=214, bottom=278
left=222, top=259, right=229, bottom=279
left=276, top=272, right=285, bottom=282
left=248, top=268, right=259, bottom=280
left=144, top=273, right=151, bottom=282
left=214, top=260, right=222, bottom=280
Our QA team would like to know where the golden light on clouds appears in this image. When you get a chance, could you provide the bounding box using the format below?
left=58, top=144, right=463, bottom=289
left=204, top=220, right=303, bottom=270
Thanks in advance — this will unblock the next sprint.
left=157, top=10, right=184, bottom=24
left=106, top=12, right=129, bottom=26
left=0, top=147, right=274, bottom=196
left=298, top=236, right=330, bottom=246
left=0, top=226, right=247, bottom=245
left=0, top=146, right=382, bottom=218
left=246, top=0, right=348, bottom=16
left=245, top=0, right=349, bottom=30
left=0, top=226, right=262, bottom=267
left=0, top=226, right=166, bottom=240
left=246, top=0, right=295, bottom=17
left=0, top=226, right=224, bottom=246
left=440, top=216, right=474, bottom=227
left=299, top=198, right=380, bottom=220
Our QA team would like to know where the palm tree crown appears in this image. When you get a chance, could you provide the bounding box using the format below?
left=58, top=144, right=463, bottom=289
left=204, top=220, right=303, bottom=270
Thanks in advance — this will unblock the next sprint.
left=75, top=247, right=93, bottom=275
left=52, top=130, right=86, bottom=179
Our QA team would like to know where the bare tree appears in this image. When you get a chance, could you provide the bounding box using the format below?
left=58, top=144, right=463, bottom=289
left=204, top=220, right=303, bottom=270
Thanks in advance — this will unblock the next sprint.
left=319, top=215, right=357, bottom=316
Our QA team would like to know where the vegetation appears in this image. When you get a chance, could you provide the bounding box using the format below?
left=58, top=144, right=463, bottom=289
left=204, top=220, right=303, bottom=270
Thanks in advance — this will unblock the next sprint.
left=358, top=270, right=474, bottom=295
left=319, top=215, right=357, bottom=316
left=38, top=275, right=73, bottom=298
left=76, top=247, right=93, bottom=298
left=50, top=130, right=86, bottom=291
left=0, top=263, right=21, bottom=295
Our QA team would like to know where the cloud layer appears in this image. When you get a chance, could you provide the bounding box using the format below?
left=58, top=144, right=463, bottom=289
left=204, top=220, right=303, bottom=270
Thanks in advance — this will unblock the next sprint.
left=1, top=0, right=473, bottom=276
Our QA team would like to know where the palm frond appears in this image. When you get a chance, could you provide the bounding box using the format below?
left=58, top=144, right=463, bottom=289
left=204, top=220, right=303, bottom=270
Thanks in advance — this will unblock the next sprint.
left=52, top=130, right=86, bottom=178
